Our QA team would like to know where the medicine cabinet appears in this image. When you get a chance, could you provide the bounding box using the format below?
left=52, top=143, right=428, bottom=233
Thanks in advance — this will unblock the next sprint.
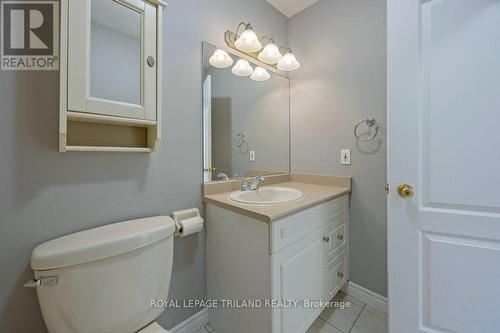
left=59, top=0, right=166, bottom=152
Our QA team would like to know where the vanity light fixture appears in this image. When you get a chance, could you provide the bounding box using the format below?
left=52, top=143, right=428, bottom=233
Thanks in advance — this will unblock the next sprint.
left=209, top=49, right=233, bottom=68
left=277, top=50, right=301, bottom=71
left=233, top=23, right=262, bottom=53
left=257, top=38, right=282, bottom=65
left=225, top=22, right=300, bottom=71
left=232, top=59, right=254, bottom=76
left=250, top=66, right=270, bottom=81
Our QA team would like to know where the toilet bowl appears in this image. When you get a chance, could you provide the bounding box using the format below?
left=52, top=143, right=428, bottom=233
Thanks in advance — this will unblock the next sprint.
left=28, top=216, right=175, bottom=333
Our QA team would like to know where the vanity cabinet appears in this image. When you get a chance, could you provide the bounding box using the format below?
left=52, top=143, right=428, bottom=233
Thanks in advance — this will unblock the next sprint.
left=59, top=0, right=166, bottom=152
left=207, top=194, right=349, bottom=333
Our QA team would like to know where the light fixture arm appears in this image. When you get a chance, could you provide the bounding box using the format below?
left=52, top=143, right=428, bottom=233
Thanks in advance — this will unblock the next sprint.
left=235, top=22, right=252, bottom=37
left=259, top=35, right=275, bottom=46
left=279, top=46, right=292, bottom=54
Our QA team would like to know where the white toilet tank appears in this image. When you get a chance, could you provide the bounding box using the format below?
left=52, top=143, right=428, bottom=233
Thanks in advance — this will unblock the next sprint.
left=30, top=216, right=175, bottom=333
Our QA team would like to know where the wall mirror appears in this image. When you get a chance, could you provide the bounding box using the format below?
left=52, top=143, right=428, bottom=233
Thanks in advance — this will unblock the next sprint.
left=202, top=42, right=290, bottom=182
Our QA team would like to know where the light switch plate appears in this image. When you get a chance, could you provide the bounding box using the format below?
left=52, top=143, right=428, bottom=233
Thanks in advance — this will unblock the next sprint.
left=249, top=150, right=255, bottom=162
left=341, top=149, right=351, bottom=165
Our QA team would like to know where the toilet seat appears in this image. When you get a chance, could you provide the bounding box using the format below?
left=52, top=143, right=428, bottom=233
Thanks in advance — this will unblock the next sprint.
left=137, top=322, right=170, bottom=333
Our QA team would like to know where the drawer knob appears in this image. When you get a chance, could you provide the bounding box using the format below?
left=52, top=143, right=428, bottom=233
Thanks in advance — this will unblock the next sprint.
left=147, top=56, right=156, bottom=67
left=338, top=271, right=344, bottom=279
left=323, top=236, right=330, bottom=243
left=337, top=233, right=344, bottom=241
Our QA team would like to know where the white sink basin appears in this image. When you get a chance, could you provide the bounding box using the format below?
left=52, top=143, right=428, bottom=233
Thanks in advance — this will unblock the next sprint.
left=228, top=187, right=304, bottom=205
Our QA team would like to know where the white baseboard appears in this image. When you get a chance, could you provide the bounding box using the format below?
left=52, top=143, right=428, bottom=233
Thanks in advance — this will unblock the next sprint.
left=169, top=308, right=208, bottom=333
left=342, top=281, right=388, bottom=316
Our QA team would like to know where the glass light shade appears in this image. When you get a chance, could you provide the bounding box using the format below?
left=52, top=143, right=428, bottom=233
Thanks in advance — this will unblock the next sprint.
left=231, top=59, right=253, bottom=77
left=250, top=66, right=270, bottom=81
left=234, top=29, right=262, bottom=53
left=277, top=53, right=301, bottom=71
left=258, top=43, right=282, bottom=64
left=209, top=49, right=233, bottom=68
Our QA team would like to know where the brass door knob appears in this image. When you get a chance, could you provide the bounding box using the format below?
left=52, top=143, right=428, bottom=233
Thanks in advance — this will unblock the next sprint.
left=147, top=56, right=155, bottom=67
left=398, top=184, right=414, bottom=198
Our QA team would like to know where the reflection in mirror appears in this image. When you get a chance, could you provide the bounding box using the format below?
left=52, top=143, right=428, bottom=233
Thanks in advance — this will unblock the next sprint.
left=90, top=0, right=141, bottom=105
left=202, top=42, right=290, bottom=182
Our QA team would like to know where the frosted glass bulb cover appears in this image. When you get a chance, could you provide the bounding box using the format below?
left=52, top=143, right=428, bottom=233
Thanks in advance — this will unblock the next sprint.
left=258, top=43, right=282, bottom=64
left=277, top=53, right=300, bottom=71
left=234, top=29, right=262, bottom=53
left=209, top=49, right=233, bottom=68
left=250, top=66, right=270, bottom=81
left=232, top=59, right=253, bottom=76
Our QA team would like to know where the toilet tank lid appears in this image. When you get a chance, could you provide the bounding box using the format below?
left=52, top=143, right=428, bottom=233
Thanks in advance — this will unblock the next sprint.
left=31, top=216, right=175, bottom=271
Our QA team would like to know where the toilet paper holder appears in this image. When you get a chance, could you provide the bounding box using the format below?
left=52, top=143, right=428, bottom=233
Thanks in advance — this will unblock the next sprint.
left=172, top=208, right=204, bottom=237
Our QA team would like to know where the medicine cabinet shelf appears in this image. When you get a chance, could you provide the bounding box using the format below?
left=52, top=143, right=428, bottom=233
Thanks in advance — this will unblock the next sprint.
left=66, top=146, right=153, bottom=153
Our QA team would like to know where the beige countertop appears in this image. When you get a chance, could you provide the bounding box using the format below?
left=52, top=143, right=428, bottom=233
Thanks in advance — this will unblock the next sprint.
left=203, top=174, right=351, bottom=222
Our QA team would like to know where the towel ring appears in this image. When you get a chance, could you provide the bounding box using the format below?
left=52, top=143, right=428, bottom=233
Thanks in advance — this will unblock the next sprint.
left=354, top=118, right=379, bottom=142
left=233, top=132, right=248, bottom=154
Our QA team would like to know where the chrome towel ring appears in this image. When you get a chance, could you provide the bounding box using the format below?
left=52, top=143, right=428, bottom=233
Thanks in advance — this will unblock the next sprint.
left=354, top=118, right=379, bottom=142
left=233, top=132, right=249, bottom=154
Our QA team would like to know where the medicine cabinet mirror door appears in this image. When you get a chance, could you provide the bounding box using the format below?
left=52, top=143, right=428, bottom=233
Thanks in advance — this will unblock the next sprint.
left=67, top=0, right=157, bottom=120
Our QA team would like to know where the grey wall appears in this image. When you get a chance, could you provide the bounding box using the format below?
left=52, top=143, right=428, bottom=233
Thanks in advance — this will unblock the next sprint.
left=288, top=0, right=387, bottom=296
left=0, top=0, right=287, bottom=331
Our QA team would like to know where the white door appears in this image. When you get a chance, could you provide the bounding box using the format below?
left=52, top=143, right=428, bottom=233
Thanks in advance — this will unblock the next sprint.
left=203, top=75, right=212, bottom=182
left=388, top=1, right=500, bottom=332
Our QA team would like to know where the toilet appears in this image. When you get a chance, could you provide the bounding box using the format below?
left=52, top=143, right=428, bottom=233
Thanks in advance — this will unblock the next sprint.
left=28, top=216, right=176, bottom=333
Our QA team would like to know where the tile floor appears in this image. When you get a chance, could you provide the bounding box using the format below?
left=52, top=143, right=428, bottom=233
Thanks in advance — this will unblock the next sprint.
left=195, top=323, right=215, bottom=333
left=310, top=291, right=388, bottom=333
left=195, top=291, right=388, bottom=333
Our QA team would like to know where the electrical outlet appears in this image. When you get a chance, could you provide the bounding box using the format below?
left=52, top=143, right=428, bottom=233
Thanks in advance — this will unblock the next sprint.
left=249, top=150, right=256, bottom=162
left=341, top=149, right=351, bottom=165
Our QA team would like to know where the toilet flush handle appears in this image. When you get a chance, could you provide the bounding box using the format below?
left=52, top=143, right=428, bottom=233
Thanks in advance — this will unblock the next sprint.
left=24, top=276, right=59, bottom=288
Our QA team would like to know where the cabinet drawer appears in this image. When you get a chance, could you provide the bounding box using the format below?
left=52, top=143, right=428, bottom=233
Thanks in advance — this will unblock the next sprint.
left=325, top=251, right=347, bottom=301
left=324, top=216, right=347, bottom=261
left=271, top=195, right=348, bottom=254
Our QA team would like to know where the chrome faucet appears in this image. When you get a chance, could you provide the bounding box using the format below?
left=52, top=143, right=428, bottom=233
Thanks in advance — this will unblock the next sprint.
left=236, top=175, right=265, bottom=192
left=235, top=175, right=251, bottom=191
left=250, top=176, right=265, bottom=190
left=217, top=172, right=229, bottom=181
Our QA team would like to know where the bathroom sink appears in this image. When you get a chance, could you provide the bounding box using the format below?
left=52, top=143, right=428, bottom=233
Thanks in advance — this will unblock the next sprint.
left=228, top=187, right=304, bottom=205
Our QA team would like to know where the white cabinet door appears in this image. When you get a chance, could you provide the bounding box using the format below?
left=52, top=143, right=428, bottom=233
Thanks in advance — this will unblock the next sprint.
left=67, top=0, right=157, bottom=120
left=388, top=0, right=500, bottom=332
left=272, top=228, right=324, bottom=333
